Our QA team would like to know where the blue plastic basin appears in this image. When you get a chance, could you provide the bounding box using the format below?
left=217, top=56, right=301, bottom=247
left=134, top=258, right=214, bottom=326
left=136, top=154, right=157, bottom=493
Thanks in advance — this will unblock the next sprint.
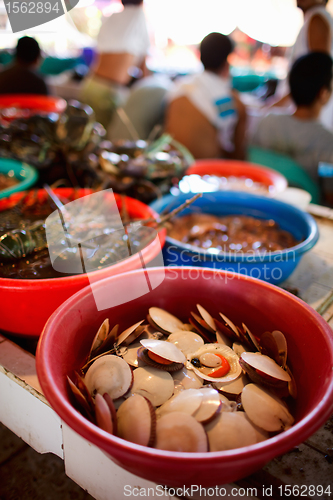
left=0, top=158, right=38, bottom=199
left=150, top=191, right=319, bottom=285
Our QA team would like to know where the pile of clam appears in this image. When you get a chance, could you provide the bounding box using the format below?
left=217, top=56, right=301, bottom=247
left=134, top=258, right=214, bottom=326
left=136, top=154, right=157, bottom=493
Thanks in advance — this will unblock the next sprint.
left=67, top=305, right=296, bottom=453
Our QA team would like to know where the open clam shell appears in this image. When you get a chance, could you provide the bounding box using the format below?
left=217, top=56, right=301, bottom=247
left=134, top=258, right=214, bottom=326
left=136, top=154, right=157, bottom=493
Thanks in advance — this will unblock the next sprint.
left=89, top=319, right=109, bottom=357
left=241, top=383, right=294, bottom=432
left=148, top=307, right=184, bottom=334
left=84, top=355, right=133, bottom=400
left=239, top=352, right=291, bottom=389
left=115, top=320, right=145, bottom=347
left=128, top=366, right=174, bottom=407
left=155, top=411, right=208, bottom=453
left=167, top=330, right=204, bottom=356
left=195, top=304, right=216, bottom=332
left=117, top=394, right=156, bottom=447
left=187, top=344, right=242, bottom=383
left=140, top=339, right=186, bottom=364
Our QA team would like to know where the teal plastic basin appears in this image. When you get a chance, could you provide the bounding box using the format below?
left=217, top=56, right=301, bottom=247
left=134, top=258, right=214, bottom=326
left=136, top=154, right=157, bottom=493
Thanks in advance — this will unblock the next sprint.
left=0, top=158, right=38, bottom=199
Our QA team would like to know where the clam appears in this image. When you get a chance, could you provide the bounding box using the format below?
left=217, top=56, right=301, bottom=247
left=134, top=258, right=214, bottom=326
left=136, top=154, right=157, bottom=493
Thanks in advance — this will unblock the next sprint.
left=205, top=411, right=259, bottom=451
left=192, top=387, right=221, bottom=424
left=232, top=342, right=248, bottom=357
left=128, top=366, right=174, bottom=407
left=117, top=394, right=156, bottom=446
left=155, top=412, right=208, bottom=452
left=84, top=355, right=133, bottom=400
left=115, top=320, right=145, bottom=347
left=156, top=388, right=203, bottom=418
left=138, top=338, right=186, bottom=371
left=189, top=312, right=215, bottom=343
left=95, top=393, right=114, bottom=434
left=187, top=344, right=242, bottom=383
left=148, top=307, right=184, bottom=334
left=167, top=330, right=204, bottom=356
left=89, top=319, right=109, bottom=356
left=213, top=373, right=249, bottom=399
left=67, top=375, right=94, bottom=420
left=119, top=342, right=145, bottom=368
left=237, top=412, right=269, bottom=442
left=196, top=304, right=216, bottom=332
left=272, top=330, right=288, bottom=368
left=172, top=367, right=203, bottom=390
left=239, top=352, right=291, bottom=389
left=241, top=383, right=294, bottom=432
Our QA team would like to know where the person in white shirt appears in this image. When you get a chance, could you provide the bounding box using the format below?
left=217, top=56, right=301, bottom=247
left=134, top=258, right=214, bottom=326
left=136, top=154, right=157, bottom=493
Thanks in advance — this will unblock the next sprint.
left=80, top=0, right=150, bottom=128
left=164, top=32, right=247, bottom=160
left=252, top=52, right=333, bottom=182
left=271, top=0, right=333, bottom=130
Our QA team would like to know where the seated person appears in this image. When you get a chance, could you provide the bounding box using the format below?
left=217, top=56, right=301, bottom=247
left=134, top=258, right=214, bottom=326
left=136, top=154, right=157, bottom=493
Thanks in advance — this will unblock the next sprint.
left=251, top=52, right=333, bottom=182
left=0, top=36, right=49, bottom=95
left=80, top=0, right=150, bottom=128
left=107, top=74, right=174, bottom=141
left=164, top=32, right=247, bottom=160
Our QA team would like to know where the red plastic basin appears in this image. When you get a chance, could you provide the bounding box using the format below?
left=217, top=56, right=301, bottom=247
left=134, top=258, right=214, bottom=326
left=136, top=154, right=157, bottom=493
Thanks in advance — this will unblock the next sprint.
left=186, top=159, right=288, bottom=193
left=0, top=189, right=165, bottom=337
left=0, top=94, right=67, bottom=121
left=36, top=267, right=333, bottom=487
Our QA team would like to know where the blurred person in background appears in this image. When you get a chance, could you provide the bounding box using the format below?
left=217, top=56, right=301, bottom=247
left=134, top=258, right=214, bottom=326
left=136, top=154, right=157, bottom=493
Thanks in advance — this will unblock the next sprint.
left=251, top=52, right=333, bottom=182
left=271, top=0, right=333, bottom=129
left=80, top=0, right=150, bottom=128
left=0, top=36, right=49, bottom=95
left=164, top=32, right=247, bottom=160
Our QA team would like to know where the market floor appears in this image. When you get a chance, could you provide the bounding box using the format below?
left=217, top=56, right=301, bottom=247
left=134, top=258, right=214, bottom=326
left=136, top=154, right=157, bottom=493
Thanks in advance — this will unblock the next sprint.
left=0, top=423, right=94, bottom=500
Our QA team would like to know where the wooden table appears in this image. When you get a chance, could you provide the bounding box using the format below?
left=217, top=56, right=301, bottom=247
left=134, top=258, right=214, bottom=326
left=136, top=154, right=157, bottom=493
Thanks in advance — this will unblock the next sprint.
left=0, top=204, right=332, bottom=500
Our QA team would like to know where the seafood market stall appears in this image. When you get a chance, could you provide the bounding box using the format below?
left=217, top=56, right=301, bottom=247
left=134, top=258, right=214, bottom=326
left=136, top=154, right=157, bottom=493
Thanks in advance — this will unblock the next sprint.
left=0, top=203, right=332, bottom=500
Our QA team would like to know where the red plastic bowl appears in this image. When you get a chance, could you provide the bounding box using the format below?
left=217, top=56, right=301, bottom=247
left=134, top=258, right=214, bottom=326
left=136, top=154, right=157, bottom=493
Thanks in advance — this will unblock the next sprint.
left=186, top=159, right=288, bottom=193
left=0, top=94, right=67, bottom=121
left=36, top=267, right=333, bottom=487
left=0, top=189, right=165, bottom=337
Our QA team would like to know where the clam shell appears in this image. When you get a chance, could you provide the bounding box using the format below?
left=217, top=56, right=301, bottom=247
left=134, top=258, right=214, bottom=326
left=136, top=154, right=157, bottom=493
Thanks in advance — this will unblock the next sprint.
left=196, top=304, right=216, bottom=332
left=128, top=366, right=174, bottom=407
left=213, top=372, right=249, bottom=397
left=241, top=383, right=294, bottom=432
left=148, top=307, right=184, bottom=334
left=205, top=411, right=259, bottom=451
left=84, top=355, right=133, bottom=400
left=168, top=330, right=204, bottom=356
left=187, top=344, right=242, bottom=382
left=172, top=367, right=203, bottom=390
left=156, top=388, right=203, bottom=418
left=140, top=339, right=186, bottom=364
left=89, top=319, right=109, bottom=355
left=155, top=412, right=208, bottom=452
left=116, top=320, right=145, bottom=347
left=117, top=394, right=156, bottom=447
left=95, top=393, right=113, bottom=434
left=119, top=343, right=144, bottom=368
left=240, top=352, right=291, bottom=382
left=192, top=387, right=221, bottom=424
